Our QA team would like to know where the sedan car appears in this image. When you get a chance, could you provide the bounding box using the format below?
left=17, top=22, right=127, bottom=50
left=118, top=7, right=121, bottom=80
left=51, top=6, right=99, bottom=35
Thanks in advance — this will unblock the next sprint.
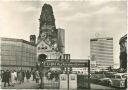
left=99, top=78, right=112, bottom=86
left=110, top=73, right=127, bottom=88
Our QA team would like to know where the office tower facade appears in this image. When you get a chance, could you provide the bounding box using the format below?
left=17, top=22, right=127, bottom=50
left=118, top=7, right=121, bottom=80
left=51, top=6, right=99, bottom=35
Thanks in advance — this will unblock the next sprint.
left=90, top=37, right=114, bottom=68
left=57, top=28, right=65, bottom=53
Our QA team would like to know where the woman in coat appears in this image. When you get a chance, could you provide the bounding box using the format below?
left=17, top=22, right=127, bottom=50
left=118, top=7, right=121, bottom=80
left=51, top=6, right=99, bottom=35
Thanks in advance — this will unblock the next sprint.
left=10, top=70, right=17, bottom=86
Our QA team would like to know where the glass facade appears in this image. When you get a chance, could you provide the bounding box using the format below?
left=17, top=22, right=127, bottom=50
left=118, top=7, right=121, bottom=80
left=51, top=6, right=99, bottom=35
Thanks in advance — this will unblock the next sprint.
left=0, top=37, right=37, bottom=70
left=90, top=38, right=114, bottom=68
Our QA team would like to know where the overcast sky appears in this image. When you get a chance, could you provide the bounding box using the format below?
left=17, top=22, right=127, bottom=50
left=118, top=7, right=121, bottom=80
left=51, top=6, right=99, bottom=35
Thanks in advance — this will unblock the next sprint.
left=0, top=0, right=127, bottom=67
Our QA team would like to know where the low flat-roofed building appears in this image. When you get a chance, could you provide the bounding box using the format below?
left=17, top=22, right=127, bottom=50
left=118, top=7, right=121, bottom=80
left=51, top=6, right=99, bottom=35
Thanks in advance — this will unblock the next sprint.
left=0, top=37, right=37, bottom=70
left=70, top=59, right=89, bottom=75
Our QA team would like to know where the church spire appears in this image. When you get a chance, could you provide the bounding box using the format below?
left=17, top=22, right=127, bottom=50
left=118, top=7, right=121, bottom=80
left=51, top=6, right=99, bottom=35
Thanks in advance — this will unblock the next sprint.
left=39, top=3, right=56, bottom=30
left=38, top=3, right=57, bottom=44
left=37, top=3, right=65, bottom=59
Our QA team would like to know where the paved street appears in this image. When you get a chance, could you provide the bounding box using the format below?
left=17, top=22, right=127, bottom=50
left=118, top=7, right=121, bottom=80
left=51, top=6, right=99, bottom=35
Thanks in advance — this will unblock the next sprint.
left=90, top=83, right=114, bottom=90
left=0, top=76, right=125, bottom=90
left=90, top=83, right=127, bottom=90
left=1, top=76, right=40, bottom=89
left=0, top=81, right=118, bottom=90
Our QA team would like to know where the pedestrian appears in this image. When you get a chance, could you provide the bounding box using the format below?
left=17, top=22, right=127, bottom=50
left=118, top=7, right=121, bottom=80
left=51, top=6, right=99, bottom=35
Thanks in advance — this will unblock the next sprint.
left=22, top=71, right=25, bottom=83
left=19, top=70, right=23, bottom=84
left=26, top=70, right=31, bottom=82
left=10, top=70, right=17, bottom=87
left=35, top=70, right=40, bottom=83
left=1, top=70, right=4, bottom=81
left=32, top=70, right=36, bottom=81
left=17, top=70, right=23, bottom=84
left=17, top=71, right=20, bottom=84
left=8, top=70, right=11, bottom=86
left=2, top=70, right=11, bottom=87
left=13, top=70, right=17, bottom=83
left=1, top=70, right=5, bottom=84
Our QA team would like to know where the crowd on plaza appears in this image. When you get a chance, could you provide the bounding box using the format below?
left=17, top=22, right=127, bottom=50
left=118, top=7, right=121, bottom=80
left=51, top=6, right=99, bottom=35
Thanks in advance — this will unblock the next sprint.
left=0, top=69, right=40, bottom=87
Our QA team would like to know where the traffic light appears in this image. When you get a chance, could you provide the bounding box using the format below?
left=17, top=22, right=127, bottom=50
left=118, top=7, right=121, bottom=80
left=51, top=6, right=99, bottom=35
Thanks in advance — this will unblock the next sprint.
left=69, top=67, right=72, bottom=73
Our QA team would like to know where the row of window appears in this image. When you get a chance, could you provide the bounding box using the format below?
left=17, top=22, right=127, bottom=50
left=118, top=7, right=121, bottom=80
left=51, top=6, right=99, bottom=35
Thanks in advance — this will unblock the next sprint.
left=1, top=61, right=35, bottom=66
left=1, top=52, right=36, bottom=56
left=97, top=63, right=113, bottom=66
left=91, top=43, right=113, bottom=47
left=91, top=39, right=113, bottom=42
left=1, top=42, right=35, bottom=48
left=91, top=50, right=113, bottom=55
left=1, top=41, right=22, bottom=46
left=96, top=59, right=113, bottom=62
left=91, top=40, right=113, bottom=43
left=1, top=47, right=36, bottom=53
left=91, top=48, right=113, bottom=52
left=1, top=56, right=36, bottom=61
left=1, top=50, right=36, bottom=55
left=90, top=45, right=113, bottom=50
left=91, top=53, right=113, bottom=57
left=1, top=66, right=31, bottom=71
left=1, top=41, right=35, bottom=48
left=1, top=51, right=36, bottom=56
left=1, top=54, right=36, bottom=59
left=95, top=56, right=113, bottom=60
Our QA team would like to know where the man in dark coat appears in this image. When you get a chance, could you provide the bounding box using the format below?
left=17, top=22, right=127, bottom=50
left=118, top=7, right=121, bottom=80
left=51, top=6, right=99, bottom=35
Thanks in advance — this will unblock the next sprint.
left=3, top=70, right=11, bottom=87
left=26, top=70, right=31, bottom=82
left=22, top=71, right=25, bottom=83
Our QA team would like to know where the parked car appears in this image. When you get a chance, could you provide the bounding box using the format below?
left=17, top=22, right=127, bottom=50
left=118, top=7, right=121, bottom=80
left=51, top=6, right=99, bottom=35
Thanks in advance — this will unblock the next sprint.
left=90, top=74, right=106, bottom=84
left=110, top=73, right=127, bottom=88
left=99, top=78, right=112, bottom=86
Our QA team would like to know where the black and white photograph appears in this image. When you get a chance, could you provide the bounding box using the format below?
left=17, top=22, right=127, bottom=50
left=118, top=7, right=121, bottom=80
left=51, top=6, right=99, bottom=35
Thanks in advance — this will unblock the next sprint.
left=0, top=0, right=127, bottom=89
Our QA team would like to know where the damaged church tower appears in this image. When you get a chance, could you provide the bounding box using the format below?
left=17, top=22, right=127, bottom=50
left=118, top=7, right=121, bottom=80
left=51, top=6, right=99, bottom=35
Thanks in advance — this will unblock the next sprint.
left=37, top=3, right=65, bottom=59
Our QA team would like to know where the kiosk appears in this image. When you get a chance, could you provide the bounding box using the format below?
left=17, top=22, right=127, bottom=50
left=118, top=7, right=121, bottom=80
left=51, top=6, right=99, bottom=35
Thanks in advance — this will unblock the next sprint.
left=69, top=74, right=77, bottom=89
left=60, top=74, right=68, bottom=89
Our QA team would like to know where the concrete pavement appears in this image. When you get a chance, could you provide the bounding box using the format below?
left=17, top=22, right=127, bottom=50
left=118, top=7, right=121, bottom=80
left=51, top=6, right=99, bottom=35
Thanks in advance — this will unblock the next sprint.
left=0, top=76, right=123, bottom=90
left=1, top=80, right=115, bottom=90
left=90, top=83, right=115, bottom=90
left=1, top=76, right=40, bottom=89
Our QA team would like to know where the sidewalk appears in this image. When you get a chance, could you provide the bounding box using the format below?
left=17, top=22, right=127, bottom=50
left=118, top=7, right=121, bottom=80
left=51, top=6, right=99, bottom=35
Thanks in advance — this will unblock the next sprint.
left=1, top=77, right=40, bottom=89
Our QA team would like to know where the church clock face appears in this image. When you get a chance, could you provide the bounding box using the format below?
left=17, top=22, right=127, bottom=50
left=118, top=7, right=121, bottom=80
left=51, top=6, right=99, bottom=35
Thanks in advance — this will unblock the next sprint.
left=45, top=38, right=51, bottom=45
left=51, top=42, right=58, bottom=51
left=53, top=43, right=57, bottom=48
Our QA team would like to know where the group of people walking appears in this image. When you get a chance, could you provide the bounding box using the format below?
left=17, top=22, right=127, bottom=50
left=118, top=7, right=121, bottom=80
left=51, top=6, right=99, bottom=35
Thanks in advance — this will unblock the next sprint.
left=1, top=70, right=31, bottom=87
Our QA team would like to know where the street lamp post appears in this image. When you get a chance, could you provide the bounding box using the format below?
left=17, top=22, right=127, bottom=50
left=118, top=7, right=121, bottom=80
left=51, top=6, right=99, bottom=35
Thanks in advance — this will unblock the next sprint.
left=40, top=62, right=44, bottom=88
left=87, top=56, right=91, bottom=89
left=38, top=54, right=47, bottom=89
